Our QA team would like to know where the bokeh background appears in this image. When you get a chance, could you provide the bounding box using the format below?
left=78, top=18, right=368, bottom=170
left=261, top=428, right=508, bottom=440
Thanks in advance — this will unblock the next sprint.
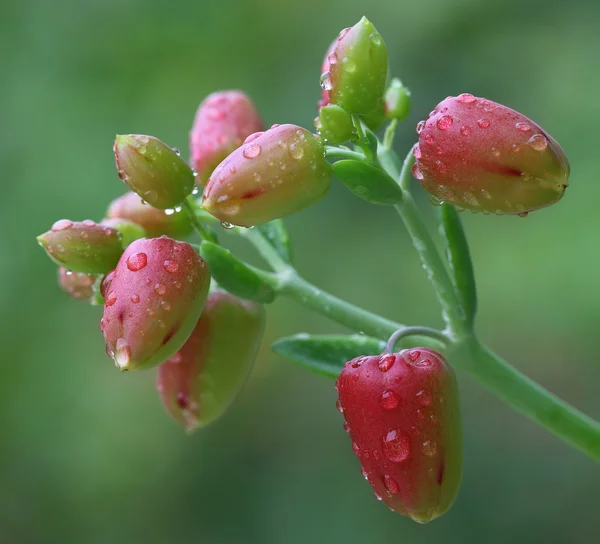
left=2, top=0, right=600, bottom=542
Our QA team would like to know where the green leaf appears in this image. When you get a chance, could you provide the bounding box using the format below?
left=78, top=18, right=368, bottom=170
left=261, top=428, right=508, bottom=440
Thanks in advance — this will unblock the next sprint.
left=437, top=203, right=477, bottom=327
left=333, top=159, right=403, bottom=205
left=272, top=334, right=386, bottom=378
left=199, top=241, right=276, bottom=303
left=257, top=220, right=292, bottom=264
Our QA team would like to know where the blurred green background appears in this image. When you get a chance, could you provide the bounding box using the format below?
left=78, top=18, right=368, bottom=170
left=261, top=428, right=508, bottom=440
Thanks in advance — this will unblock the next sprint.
left=2, top=0, right=600, bottom=541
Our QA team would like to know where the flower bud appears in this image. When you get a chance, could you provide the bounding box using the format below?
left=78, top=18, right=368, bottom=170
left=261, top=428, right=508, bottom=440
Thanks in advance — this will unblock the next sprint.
left=57, top=268, right=96, bottom=301
left=385, top=78, right=411, bottom=121
left=315, top=104, right=355, bottom=144
left=102, top=237, right=210, bottom=371
left=202, top=124, right=332, bottom=227
left=101, top=218, right=146, bottom=247
left=157, top=291, right=265, bottom=431
left=323, top=17, right=388, bottom=115
left=336, top=348, right=462, bottom=523
left=190, top=91, right=264, bottom=185
left=107, top=191, right=193, bottom=238
left=37, top=220, right=123, bottom=274
left=361, top=99, right=386, bottom=132
left=318, top=40, right=336, bottom=110
left=413, top=94, right=569, bottom=215
left=114, top=135, right=195, bottom=209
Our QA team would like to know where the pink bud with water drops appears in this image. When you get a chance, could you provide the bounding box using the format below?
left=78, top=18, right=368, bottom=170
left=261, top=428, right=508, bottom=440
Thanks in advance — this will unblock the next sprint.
left=101, top=237, right=210, bottom=371
left=201, top=124, right=332, bottom=227
left=336, top=348, right=463, bottom=523
left=412, top=94, right=569, bottom=215
left=157, top=290, right=265, bottom=431
left=106, top=191, right=193, bottom=239
left=114, top=135, right=195, bottom=209
left=57, top=268, right=96, bottom=301
left=37, top=220, right=123, bottom=274
left=190, top=90, right=264, bottom=186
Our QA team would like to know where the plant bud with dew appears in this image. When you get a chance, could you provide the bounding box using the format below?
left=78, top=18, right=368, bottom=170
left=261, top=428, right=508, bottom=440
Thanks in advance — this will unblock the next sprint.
left=57, top=268, right=97, bottom=301
left=322, top=17, right=388, bottom=115
left=413, top=94, right=569, bottom=215
left=101, top=237, right=210, bottom=371
left=101, top=218, right=146, bottom=247
left=157, top=291, right=265, bottom=431
left=114, top=134, right=195, bottom=209
left=336, top=348, right=462, bottom=523
left=107, top=191, right=193, bottom=238
left=202, top=124, right=332, bottom=227
left=190, top=90, right=264, bottom=185
left=37, top=220, right=123, bottom=274
left=385, top=78, right=411, bottom=122
left=315, top=104, right=355, bottom=144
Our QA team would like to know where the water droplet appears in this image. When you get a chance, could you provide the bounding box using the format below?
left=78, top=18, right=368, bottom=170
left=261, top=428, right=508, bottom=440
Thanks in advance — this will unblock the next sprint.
left=422, top=440, right=437, bottom=457
left=412, top=164, right=424, bottom=180
left=456, top=93, right=476, bottom=104
left=243, top=143, right=262, bottom=159
left=416, top=120, right=425, bottom=134
left=320, top=71, right=332, bottom=91
left=430, top=195, right=443, bottom=206
left=378, top=354, right=396, bottom=372
left=174, top=280, right=182, bottom=289
left=416, top=359, right=432, bottom=367
left=352, top=442, right=361, bottom=456
left=106, top=291, right=117, bottom=306
left=221, top=221, right=235, bottom=230
left=229, top=166, right=237, bottom=175
left=463, top=191, right=479, bottom=206
left=161, top=300, right=171, bottom=311
left=460, top=125, right=472, bottom=136
left=244, top=132, right=264, bottom=144
left=527, top=133, right=548, bottom=151
left=382, top=430, right=411, bottom=462
left=342, top=56, right=356, bottom=72
left=423, top=133, right=434, bottom=144
left=518, top=211, right=529, bottom=218
left=289, top=143, right=304, bottom=160
left=51, top=219, right=73, bottom=231
left=435, top=160, right=447, bottom=173
left=337, top=27, right=351, bottom=41
left=477, top=119, right=491, bottom=129
left=253, top=172, right=262, bottom=182
left=436, top=115, right=453, bottom=131
left=416, top=390, right=432, bottom=406
left=126, top=252, right=147, bottom=272
left=172, top=147, right=181, bottom=156
left=380, top=390, right=400, bottom=410
left=130, top=294, right=140, bottom=304
left=413, top=145, right=422, bottom=159
left=114, top=338, right=131, bottom=369
left=383, top=474, right=400, bottom=494
left=351, top=357, right=364, bottom=368
left=491, top=147, right=500, bottom=157
left=407, top=349, right=420, bottom=362
left=163, top=260, right=179, bottom=274
left=82, top=220, right=95, bottom=227
left=361, top=467, right=369, bottom=480
left=154, top=283, right=167, bottom=296
left=516, top=122, right=531, bottom=133
left=336, top=399, right=343, bottom=412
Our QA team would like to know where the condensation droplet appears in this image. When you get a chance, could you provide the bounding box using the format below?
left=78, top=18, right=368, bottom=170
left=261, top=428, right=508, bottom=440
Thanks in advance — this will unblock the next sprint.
left=516, top=122, right=531, bottom=133
left=114, top=338, right=132, bottom=369
left=416, top=120, right=425, bottom=134
left=243, top=143, right=262, bottom=159
left=380, top=390, right=400, bottom=410
left=422, top=440, right=437, bottom=457
left=436, top=115, right=453, bottom=131
left=320, top=71, right=332, bottom=91
left=456, top=93, right=476, bottom=104
left=407, top=350, right=421, bottom=362
left=416, top=390, right=432, bottom=406
left=289, top=143, right=304, bottom=160
left=130, top=294, right=140, bottom=304
left=378, top=354, right=396, bottom=372
left=106, top=291, right=117, bottom=306
left=460, top=125, right=472, bottom=136
left=154, top=283, right=167, bottom=296
left=413, top=145, right=422, bottom=159
left=382, top=430, right=411, bottom=462
left=126, top=252, right=148, bottom=272
left=412, top=163, right=424, bottom=180
left=527, top=133, right=548, bottom=151
left=477, top=119, right=491, bottom=129
left=383, top=474, right=400, bottom=494
left=52, top=219, right=73, bottom=231
left=244, top=132, right=264, bottom=144
left=221, top=221, right=234, bottom=230
left=163, top=260, right=179, bottom=274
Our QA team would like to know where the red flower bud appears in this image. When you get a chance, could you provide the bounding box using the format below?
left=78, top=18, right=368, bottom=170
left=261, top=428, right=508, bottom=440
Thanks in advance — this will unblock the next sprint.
left=413, top=94, right=569, bottom=215
left=202, top=124, right=332, bottom=227
left=102, top=237, right=210, bottom=371
left=157, top=291, right=265, bottom=431
left=190, top=91, right=264, bottom=185
left=336, top=348, right=462, bottom=523
left=106, top=191, right=193, bottom=238
left=57, top=268, right=96, bottom=301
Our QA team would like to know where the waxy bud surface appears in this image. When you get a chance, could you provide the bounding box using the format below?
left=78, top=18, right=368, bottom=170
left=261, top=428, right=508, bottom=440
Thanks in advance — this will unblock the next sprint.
left=101, top=218, right=146, bottom=247
left=157, top=291, right=265, bottom=431
left=114, top=134, right=195, bottom=209
left=413, top=94, right=569, bottom=215
left=57, top=268, right=96, bottom=301
left=202, top=124, right=332, bottom=227
left=336, top=348, right=462, bottom=523
left=102, top=237, right=210, bottom=371
left=190, top=91, right=264, bottom=185
left=385, top=78, right=411, bottom=122
left=315, top=104, right=355, bottom=144
left=107, top=191, right=193, bottom=238
left=37, top=220, right=123, bottom=274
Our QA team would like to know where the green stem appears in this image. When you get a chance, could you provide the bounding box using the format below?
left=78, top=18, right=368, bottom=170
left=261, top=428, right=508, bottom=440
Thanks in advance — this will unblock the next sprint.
left=385, top=326, right=449, bottom=353
left=241, top=228, right=291, bottom=274
left=182, top=198, right=217, bottom=243
left=325, top=147, right=365, bottom=162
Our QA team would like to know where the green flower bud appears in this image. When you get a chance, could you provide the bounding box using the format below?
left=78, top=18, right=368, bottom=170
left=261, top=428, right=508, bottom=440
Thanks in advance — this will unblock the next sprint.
left=37, top=220, right=123, bottom=274
left=315, top=104, right=355, bottom=144
left=384, top=78, right=411, bottom=121
left=57, top=268, right=97, bottom=301
left=202, top=124, right=332, bottom=227
left=114, top=135, right=195, bottom=209
left=157, top=291, right=265, bottom=430
left=101, top=218, right=146, bottom=247
left=362, top=99, right=386, bottom=131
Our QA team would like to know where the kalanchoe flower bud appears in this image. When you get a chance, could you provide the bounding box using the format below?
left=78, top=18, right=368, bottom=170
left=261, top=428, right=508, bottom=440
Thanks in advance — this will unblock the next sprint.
left=385, top=78, right=411, bottom=122
left=323, top=17, right=388, bottom=115
left=315, top=104, right=355, bottom=144
left=413, top=94, right=569, bottom=215
left=102, top=237, right=210, bottom=371
left=101, top=218, right=146, bottom=247
left=107, top=191, right=193, bottom=238
left=157, top=291, right=265, bottom=431
left=37, top=220, right=123, bottom=274
left=190, top=91, right=264, bottom=185
left=318, top=40, right=336, bottom=110
left=114, top=135, right=195, bottom=209
left=202, top=124, right=332, bottom=227
left=57, top=268, right=96, bottom=301
left=361, top=99, right=386, bottom=132
left=336, top=348, right=462, bottom=523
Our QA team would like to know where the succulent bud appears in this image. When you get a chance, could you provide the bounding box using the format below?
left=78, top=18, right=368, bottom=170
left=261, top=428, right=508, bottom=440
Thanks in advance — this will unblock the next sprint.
left=106, top=191, right=193, bottom=238
left=157, top=291, right=265, bottom=431
left=101, top=237, right=210, bottom=371
left=190, top=91, right=264, bottom=185
left=385, top=78, right=411, bottom=122
left=361, top=99, right=386, bottom=132
left=202, top=124, right=332, bottom=227
left=114, top=135, right=195, bottom=209
left=37, top=220, right=123, bottom=274
left=101, top=218, right=146, bottom=247
left=336, top=348, right=462, bottom=523
left=315, top=104, right=355, bottom=144
left=318, top=40, right=336, bottom=110
left=413, top=94, right=569, bottom=215
left=323, top=17, right=388, bottom=115
left=57, top=268, right=96, bottom=301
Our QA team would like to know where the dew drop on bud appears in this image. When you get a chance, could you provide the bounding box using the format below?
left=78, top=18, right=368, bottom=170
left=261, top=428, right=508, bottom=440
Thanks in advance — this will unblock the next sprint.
left=352, top=442, right=361, bottom=456
left=336, top=399, right=343, bottom=413
left=130, top=294, right=140, bottom=304
left=242, top=143, right=262, bottom=159
left=436, top=115, right=453, bottom=130
left=380, top=390, right=400, bottom=410
left=244, top=132, right=264, bottom=144
left=412, top=163, right=424, bottom=180
left=477, top=118, right=491, bottom=129
left=383, top=474, right=400, bottom=494
left=422, top=440, right=437, bottom=457
left=460, top=125, right=472, bottom=136
left=416, top=389, right=432, bottom=406
left=516, top=122, right=531, bottom=133
left=221, top=221, right=234, bottom=230
left=319, top=71, right=332, bottom=91
left=163, top=260, right=179, bottom=274
left=406, top=349, right=420, bottom=362
left=456, top=93, right=476, bottom=104
left=106, top=291, right=117, bottom=307
left=413, top=145, right=422, bottom=159
left=527, top=133, right=548, bottom=151
left=289, top=143, right=304, bottom=160
left=114, top=338, right=132, bottom=369
left=416, top=120, right=425, bottom=134
left=52, top=219, right=73, bottom=231
left=126, top=252, right=148, bottom=272
left=154, top=283, right=167, bottom=296
left=378, top=354, right=396, bottom=372
left=382, top=430, right=411, bottom=462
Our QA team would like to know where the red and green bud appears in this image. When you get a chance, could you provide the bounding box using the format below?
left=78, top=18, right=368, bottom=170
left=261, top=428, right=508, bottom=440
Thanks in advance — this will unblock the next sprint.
left=101, top=237, right=210, bottom=371
left=413, top=94, right=569, bottom=215
left=336, top=348, right=462, bottom=523
left=322, top=17, right=388, bottom=115
left=101, top=218, right=146, bottom=247
left=106, top=191, right=193, bottom=238
left=37, top=220, right=123, bottom=274
left=202, top=124, right=332, bottom=227
left=57, top=268, right=97, bottom=301
left=157, top=291, right=265, bottom=431
left=318, top=40, right=336, bottom=110
left=315, top=104, right=355, bottom=144
left=385, top=78, right=411, bottom=122
left=114, top=134, right=195, bottom=209
left=190, top=91, right=264, bottom=185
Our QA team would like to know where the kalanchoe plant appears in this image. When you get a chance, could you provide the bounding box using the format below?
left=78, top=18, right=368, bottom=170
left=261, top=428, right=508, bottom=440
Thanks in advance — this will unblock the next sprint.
left=37, top=15, right=600, bottom=526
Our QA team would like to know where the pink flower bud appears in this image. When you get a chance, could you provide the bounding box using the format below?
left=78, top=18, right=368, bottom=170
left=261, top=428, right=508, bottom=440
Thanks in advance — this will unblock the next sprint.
left=157, top=291, right=265, bottom=431
left=106, top=191, right=193, bottom=238
left=102, top=237, right=210, bottom=371
left=413, top=94, right=569, bottom=215
left=202, top=124, right=332, bottom=227
left=318, top=40, right=336, bottom=110
left=57, top=268, right=96, bottom=301
left=190, top=91, right=264, bottom=185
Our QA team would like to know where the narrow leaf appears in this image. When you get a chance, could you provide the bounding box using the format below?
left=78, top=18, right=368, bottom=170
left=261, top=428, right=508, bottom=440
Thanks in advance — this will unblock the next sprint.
left=333, top=160, right=403, bottom=205
left=257, top=220, right=292, bottom=264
